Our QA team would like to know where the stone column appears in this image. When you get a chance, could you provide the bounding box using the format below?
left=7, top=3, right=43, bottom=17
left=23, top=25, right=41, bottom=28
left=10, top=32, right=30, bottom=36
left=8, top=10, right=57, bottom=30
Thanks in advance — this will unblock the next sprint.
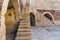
left=1, top=14, right=6, bottom=40
left=1, top=0, right=9, bottom=40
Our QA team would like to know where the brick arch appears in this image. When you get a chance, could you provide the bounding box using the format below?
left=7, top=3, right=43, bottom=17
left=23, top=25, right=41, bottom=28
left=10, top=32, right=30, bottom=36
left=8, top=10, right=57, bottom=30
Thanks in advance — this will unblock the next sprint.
left=42, top=12, right=54, bottom=22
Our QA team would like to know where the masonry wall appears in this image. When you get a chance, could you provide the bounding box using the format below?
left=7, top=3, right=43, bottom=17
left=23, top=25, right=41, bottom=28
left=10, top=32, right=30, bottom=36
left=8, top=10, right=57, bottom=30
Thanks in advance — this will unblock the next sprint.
left=29, top=0, right=60, bottom=26
left=37, top=10, right=60, bottom=25
left=30, top=9, right=54, bottom=27
left=30, top=0, right=60, bottom=10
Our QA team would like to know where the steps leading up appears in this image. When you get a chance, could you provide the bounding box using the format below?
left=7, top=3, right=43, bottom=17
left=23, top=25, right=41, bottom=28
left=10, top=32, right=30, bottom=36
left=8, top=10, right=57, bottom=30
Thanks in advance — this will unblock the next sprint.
left=15, top=14, right=32, bottom=40
left=16, top=37, right=31, bottom=40
left=17, top=32, right=31, bottom=37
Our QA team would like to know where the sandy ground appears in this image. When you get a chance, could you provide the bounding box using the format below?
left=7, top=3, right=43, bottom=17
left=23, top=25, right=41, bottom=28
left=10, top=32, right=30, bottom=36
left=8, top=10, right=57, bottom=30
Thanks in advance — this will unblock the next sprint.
left=31, top=26, right=60, bottom=40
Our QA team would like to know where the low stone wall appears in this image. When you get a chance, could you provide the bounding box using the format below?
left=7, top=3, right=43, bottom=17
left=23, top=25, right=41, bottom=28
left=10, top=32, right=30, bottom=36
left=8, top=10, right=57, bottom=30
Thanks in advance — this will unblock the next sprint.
left=54, top=20, right=60, bottom=26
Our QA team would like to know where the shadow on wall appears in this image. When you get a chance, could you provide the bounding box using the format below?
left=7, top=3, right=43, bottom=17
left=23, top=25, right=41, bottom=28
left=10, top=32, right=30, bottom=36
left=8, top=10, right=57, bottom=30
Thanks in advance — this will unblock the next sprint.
left=44, top=13, right=53, bottom=21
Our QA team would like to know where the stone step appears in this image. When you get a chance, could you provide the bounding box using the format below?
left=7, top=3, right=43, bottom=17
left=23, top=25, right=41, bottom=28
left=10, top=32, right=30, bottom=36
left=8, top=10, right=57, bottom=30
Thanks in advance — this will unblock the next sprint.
left=20, top=21, right=29, bottom=23
left=19, top=24, right=30, bottom=26
left=19, top=25, right=30, bottom=28
left=15, top=37, right=31, bottom=40
left=20, top=23, right=29, bottom=25
left=18, top=27, right=30, bottom=30
left=21, top=17, right=29, bottom=19
left=20, top=18, right=26, bottom=20
left=22, top=18, right=29, bottom=19
left=19, top=27, right=31, bottom=29
left=23, top=14, right=29, bottom=16
left=16, top=32, right=31, bottom=37
left=22, top=16, right=29, bottom=18
left=18, top=28, right=31, bottom=32
left=20, top=24, right=30, bottom=26
left=20, top=20, right=29, bottom=22
left=20, top=19, right=29, bottom=21
left=20, top=18, right=29, bottom=20
left=22, top=15, right=29, bottom=18
left=20, top=20, right=29, bottom=21
left=15, top=14, right=31, bottom=40
left=20, top=19, right=28, bottom=22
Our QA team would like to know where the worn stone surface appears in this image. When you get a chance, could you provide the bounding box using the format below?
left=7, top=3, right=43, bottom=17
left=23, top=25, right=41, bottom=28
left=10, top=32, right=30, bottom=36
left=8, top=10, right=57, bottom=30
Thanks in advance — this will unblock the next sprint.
left=0, top=0, right=60, bottom=40
left=31, top=26, right=60, bottom=40
left=29, top=0, right=60, bottom=10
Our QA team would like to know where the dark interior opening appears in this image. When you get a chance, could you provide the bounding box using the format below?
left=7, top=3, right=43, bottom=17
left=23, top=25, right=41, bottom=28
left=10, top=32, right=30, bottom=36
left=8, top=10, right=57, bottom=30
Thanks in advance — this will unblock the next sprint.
left=44, top=13, right=53, bottom=21
left=30, top=12, right=36, bottom=26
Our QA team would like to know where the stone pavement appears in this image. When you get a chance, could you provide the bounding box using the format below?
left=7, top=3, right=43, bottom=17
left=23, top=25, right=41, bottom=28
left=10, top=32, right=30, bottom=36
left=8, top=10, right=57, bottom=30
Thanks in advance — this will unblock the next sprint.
left=31, top=26, right=60, bottom=40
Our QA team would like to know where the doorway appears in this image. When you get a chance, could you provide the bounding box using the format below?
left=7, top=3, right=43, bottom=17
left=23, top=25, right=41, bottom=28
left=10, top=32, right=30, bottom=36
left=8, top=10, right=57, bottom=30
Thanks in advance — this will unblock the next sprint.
left=30, top=12, right=36, bottom=26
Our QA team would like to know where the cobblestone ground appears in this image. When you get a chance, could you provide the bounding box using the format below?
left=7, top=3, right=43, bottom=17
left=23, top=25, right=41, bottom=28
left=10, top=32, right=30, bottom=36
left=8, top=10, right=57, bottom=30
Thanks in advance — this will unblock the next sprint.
left=31, top=26, right=60, bottom=40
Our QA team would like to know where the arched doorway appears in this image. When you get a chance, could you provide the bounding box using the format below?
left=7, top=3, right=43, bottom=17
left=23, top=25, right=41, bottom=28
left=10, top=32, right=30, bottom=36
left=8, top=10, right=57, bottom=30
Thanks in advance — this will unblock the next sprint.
left=43, top=12, right=54, bottom=22
left=30, top=12, right=36, bottom=26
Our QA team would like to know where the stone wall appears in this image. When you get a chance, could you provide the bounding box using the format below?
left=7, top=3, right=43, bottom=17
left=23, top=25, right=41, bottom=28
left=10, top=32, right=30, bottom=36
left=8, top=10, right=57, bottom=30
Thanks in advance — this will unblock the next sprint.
left=36, top=12, right=54, bottom=27
left=37, top=10, right=60, bottom=25
left=30, top=0, right=60, bottom=10
left=29, top=0, right=60, bottom=25
left=30, top=8, right=55, bottom=27
left=37, top=10, right=60, bottom=20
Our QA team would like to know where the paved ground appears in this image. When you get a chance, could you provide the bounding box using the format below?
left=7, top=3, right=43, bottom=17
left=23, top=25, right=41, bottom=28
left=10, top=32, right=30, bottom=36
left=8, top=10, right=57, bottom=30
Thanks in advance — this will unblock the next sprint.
left=31, top=26, right=60, bottom=40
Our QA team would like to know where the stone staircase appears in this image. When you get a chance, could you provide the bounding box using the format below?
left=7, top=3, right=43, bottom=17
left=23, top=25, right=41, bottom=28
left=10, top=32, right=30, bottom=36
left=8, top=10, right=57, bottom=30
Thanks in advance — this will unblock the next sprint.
left=15, top=14, right=32, bottom=40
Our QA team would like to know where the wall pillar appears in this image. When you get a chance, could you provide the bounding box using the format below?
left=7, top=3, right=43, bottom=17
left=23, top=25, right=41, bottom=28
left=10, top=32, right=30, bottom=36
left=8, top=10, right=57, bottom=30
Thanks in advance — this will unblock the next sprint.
left=1, top=15, right=6, bottom=40
left=1, top=0, right=9, bottom=40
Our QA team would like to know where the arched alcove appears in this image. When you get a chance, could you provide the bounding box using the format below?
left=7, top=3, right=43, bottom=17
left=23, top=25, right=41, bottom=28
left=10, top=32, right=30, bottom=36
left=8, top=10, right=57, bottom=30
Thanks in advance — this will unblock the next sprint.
left=43, top=12, right=54, bottom=22
left=30, top=12, right=36, bottom=26
left=4, top=0, right=20, bottom=40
